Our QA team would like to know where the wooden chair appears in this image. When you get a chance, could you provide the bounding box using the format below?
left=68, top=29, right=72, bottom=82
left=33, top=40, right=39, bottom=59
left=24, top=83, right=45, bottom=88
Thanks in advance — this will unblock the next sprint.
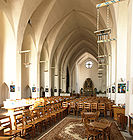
left=31, top=109, right=43, bottom=133
left=0, top=116, right=21, bottom=138
left=84, top=112, right=98, bottom=123
left=99, top=118, right=112, bottom=140
left=117, top=113, right=128, bottom=130
left=56, top=103, right=64, bottom=119
left=106, top=103, right=113, bottom=117
left=14, top=113, right=33, bottom=139
left=39, top=107, right=51, bottom=129
left=62, top=102, right=68, bottom=117
left=68, top=102, right=76, bottom=116
left=46, top=106, right=57, bottom=125
left=0, top=136, right=12, bottom=140
left=84, top=118, right=102, bottom=140
left=51, top=105, right=59, bottom=123
left=84, top=103, right=91, bottom=112
left=91, top=103, right=97, bottom=112
left=53, top=104, right=61, bottom=121
left=98, top=103, right=106, bottom=117
left=76, top=102, right=84, bottom=116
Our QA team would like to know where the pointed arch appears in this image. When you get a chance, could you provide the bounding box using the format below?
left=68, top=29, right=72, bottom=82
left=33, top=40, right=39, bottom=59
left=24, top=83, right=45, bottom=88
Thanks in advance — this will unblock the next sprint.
left=22, top=85, right=32, bottom=99
left=0, top=82, right=9, bottom=105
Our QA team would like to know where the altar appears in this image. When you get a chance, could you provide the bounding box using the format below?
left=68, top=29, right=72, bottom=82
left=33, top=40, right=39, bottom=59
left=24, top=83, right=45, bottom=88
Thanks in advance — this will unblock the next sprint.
left=83, top=78, right=95, bottom=96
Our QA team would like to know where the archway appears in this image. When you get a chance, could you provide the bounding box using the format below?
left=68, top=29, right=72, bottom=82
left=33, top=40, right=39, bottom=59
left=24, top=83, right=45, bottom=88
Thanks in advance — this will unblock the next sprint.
left=22, top=85, right=32, bottom=99
left=0, top=82, right=9, bottom=105
left=40, top=86, right=44, bottom=97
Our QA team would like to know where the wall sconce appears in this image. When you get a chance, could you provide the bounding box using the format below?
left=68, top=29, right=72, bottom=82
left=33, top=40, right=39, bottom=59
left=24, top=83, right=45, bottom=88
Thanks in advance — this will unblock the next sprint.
left=120, top=78, right=125, bottom=82
left=40, top=60, right=48, bottom=63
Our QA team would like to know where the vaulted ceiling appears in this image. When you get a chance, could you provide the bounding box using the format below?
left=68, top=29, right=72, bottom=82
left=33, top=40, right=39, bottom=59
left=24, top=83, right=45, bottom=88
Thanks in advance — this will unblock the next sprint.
left=1, top=0, right=115, bottom=72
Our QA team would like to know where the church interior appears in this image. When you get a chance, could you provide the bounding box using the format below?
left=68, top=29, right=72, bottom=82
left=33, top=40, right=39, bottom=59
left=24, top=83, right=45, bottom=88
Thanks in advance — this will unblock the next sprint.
left=0, top=0, right=133, bottom=139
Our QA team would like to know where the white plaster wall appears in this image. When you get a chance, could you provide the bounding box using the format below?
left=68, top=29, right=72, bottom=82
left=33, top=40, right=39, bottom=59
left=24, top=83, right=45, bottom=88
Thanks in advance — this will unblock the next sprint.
left=125, top=0, right=133, bottom=115
left=78, top=59, right=99, bottom=92
left=115, top=94, right=126, bottom=105
left=116, top=1, right=128, bottom=81
left=0, top=11, right=5, bottom=86
left=21, top=31, right=38, bottom=98
left=21, top=34, right=31, bottom=98
left=0, top=11, right=18, bottom=102
left=129, top=0, right=133, bottom=115
left=113, top=1, right=128, bottom=105
left=1, top=12, right=16, bottom=100
left=111, top=93, right=116, bottom=101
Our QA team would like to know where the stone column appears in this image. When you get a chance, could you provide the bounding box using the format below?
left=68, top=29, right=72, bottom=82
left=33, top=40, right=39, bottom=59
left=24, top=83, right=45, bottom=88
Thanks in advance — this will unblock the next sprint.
left=44, top=70, right=50, bottom=97
left=54, top=69, right=59, bottom=96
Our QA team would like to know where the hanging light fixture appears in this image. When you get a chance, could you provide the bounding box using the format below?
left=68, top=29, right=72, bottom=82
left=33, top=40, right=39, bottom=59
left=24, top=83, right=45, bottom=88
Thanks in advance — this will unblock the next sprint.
left=98, top=72, right=102, bottom=76
left=98, top=76, right=102, bottom=79
left=40, top=60, right=48, bottom=63
left=19, top=50, right=31, bottom=68
left=98, top=65, right=103, bottom=71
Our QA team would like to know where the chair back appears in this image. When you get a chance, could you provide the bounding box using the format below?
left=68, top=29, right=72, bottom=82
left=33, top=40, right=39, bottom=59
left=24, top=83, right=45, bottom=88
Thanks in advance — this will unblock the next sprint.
left=98, top=103, right=105, bottom=110
left=0, top=116, right=12, bottom=132
left=70, top=102, right=75, bottom=108
left=84, top=103, right=91, bottom=111
left=38, top=107, right=45, bottom=118
left=14, top=113, right=24, bottom=130
left=31, top=109, right=40, bottom=121
left=23, top=110, right=32, bottom=124
left=62, top=102, right=68, bottom=108
left=91, top=103, right=97, bottom=112
left=77, top=102, right=84, bottom=110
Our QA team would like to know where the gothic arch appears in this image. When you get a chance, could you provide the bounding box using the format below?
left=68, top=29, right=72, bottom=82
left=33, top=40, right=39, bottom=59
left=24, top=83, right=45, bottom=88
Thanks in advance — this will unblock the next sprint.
left=22, top=85, right=32, bottom=99
left=0, top=82, right=9, bottom=105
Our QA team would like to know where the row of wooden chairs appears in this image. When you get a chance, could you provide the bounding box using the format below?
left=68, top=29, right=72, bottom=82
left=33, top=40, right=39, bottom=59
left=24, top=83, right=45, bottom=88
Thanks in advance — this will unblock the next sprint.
left=68, top=102, right=107, bottom=117
left=14, top=103, right=68, bottom=138
left=0, top=102, right=68, bottom=139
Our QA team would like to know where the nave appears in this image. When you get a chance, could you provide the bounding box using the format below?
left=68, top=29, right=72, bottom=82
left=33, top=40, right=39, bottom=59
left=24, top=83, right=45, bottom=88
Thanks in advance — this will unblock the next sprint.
left=0, top=0, right=133, bottom=139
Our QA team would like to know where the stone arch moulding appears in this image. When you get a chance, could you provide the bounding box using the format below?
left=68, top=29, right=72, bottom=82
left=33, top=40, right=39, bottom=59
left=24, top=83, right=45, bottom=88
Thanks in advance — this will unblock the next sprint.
left=0, top=82, right=9, bottom=105
left=22, top=85, right=32, bottom=99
